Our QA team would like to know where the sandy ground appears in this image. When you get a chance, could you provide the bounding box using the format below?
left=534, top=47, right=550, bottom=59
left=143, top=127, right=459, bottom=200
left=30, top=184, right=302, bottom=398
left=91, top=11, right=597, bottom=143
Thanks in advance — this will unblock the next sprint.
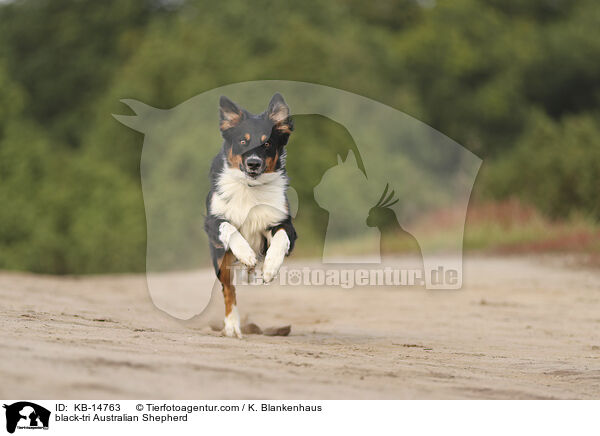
left=1, top=255, right=600, bottom=399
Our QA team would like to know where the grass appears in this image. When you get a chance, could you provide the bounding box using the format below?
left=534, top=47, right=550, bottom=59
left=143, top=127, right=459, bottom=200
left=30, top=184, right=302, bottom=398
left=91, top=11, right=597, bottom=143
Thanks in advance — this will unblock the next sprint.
left=463, top=199, right=600, bottom=254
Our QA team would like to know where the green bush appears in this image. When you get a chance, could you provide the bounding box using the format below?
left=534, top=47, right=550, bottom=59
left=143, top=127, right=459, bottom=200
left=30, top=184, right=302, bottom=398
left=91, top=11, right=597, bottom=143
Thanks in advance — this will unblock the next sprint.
left=483, top=112, right=600, bottom=220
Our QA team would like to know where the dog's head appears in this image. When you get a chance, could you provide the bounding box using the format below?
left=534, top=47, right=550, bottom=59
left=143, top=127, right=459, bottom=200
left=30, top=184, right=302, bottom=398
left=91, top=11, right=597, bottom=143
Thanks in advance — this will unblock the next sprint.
left=219, top=93, right=293, bottom=179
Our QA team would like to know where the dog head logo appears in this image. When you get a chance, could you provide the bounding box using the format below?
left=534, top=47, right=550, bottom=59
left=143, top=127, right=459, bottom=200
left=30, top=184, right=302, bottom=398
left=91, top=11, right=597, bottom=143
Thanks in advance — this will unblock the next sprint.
left=3, top=402, right=50, bottom=434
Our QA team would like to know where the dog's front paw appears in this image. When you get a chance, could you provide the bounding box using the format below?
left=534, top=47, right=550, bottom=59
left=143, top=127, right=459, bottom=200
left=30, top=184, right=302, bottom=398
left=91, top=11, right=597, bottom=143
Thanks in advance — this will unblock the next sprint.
left=219, top=222, right=257, bottom=267
left=223, top=307, right=243, bottom=339
left=263, top=230, right=290, bottom=283
left=229, top=234, right=257, bottom=267
left=262, top=260, right=282, bottom=283
left=231, top=240, right=257, bottom=267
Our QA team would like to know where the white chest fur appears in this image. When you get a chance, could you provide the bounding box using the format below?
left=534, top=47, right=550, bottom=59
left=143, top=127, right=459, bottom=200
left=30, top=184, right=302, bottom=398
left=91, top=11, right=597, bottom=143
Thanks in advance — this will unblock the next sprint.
left=210, top=167, right=288, bottom=252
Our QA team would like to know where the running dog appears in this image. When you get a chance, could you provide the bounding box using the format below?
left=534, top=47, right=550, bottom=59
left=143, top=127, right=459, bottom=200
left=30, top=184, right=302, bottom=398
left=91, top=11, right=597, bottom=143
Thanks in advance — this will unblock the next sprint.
left=204, top=93, right=296, bottom=338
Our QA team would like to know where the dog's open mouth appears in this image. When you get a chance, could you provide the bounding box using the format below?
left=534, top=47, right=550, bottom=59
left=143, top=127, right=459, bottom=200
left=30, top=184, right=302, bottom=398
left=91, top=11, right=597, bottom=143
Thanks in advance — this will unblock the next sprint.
left=245, top=169, right=261, bottom=179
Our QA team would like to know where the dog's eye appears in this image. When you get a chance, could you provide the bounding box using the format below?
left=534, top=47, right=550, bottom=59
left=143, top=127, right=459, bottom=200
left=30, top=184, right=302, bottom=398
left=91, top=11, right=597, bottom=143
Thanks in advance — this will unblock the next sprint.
left=264, top=141, right=270, bottom=147
left=240, top=139, right=246, bottom=145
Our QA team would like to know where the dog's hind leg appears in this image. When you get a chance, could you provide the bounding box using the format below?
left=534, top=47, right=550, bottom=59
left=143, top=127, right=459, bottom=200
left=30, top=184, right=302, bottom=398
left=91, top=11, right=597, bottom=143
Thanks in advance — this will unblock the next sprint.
left=218, top=250, right=242, bottom=338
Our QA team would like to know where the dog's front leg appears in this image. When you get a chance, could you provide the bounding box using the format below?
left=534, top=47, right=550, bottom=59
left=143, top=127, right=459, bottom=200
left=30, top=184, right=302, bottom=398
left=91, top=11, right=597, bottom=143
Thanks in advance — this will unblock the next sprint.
left=263, top=228, right=292, bottom=283
left=219, top=222, right=257, bottom=267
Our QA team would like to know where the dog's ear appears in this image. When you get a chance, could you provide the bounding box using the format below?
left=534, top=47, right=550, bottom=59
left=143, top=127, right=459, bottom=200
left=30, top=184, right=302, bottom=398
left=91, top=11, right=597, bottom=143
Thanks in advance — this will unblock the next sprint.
left=267, top=93, right=293, bottom=134
left=219, top=96, right=245, bottom=132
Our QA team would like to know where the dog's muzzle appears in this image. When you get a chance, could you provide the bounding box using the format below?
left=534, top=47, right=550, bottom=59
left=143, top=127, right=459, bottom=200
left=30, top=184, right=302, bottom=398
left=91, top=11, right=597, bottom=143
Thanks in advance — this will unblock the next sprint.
left=244, top=156, right=264, bottom=178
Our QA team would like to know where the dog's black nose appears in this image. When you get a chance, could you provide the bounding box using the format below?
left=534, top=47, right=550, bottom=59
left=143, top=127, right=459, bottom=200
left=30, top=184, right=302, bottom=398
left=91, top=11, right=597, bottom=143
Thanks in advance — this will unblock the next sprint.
left=246, top=157, right=262, bottom=171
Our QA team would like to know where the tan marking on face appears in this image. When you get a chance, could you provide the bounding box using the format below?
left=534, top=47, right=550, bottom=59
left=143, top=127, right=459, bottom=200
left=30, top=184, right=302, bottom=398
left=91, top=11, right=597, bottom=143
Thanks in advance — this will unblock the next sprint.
left=227, top=148, right=243, bottom=168
left=244, top=133, right=250, bottom=141
left=261, top=134, right=267, bottom=142
left=265, top=151, right=279, bottom=172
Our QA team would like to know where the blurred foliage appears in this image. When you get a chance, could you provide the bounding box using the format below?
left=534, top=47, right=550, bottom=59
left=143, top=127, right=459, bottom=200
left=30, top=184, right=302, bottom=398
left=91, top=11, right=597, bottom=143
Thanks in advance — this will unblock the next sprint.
left=0, top=0, right=599, bottom=273
left=483, top=112, right=600, bottom=219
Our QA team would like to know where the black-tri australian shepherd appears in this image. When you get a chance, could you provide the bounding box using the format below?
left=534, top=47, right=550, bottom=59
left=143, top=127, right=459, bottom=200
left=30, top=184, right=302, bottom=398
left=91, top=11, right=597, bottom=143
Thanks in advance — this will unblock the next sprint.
left=204, top=93, right=297, bottom=338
